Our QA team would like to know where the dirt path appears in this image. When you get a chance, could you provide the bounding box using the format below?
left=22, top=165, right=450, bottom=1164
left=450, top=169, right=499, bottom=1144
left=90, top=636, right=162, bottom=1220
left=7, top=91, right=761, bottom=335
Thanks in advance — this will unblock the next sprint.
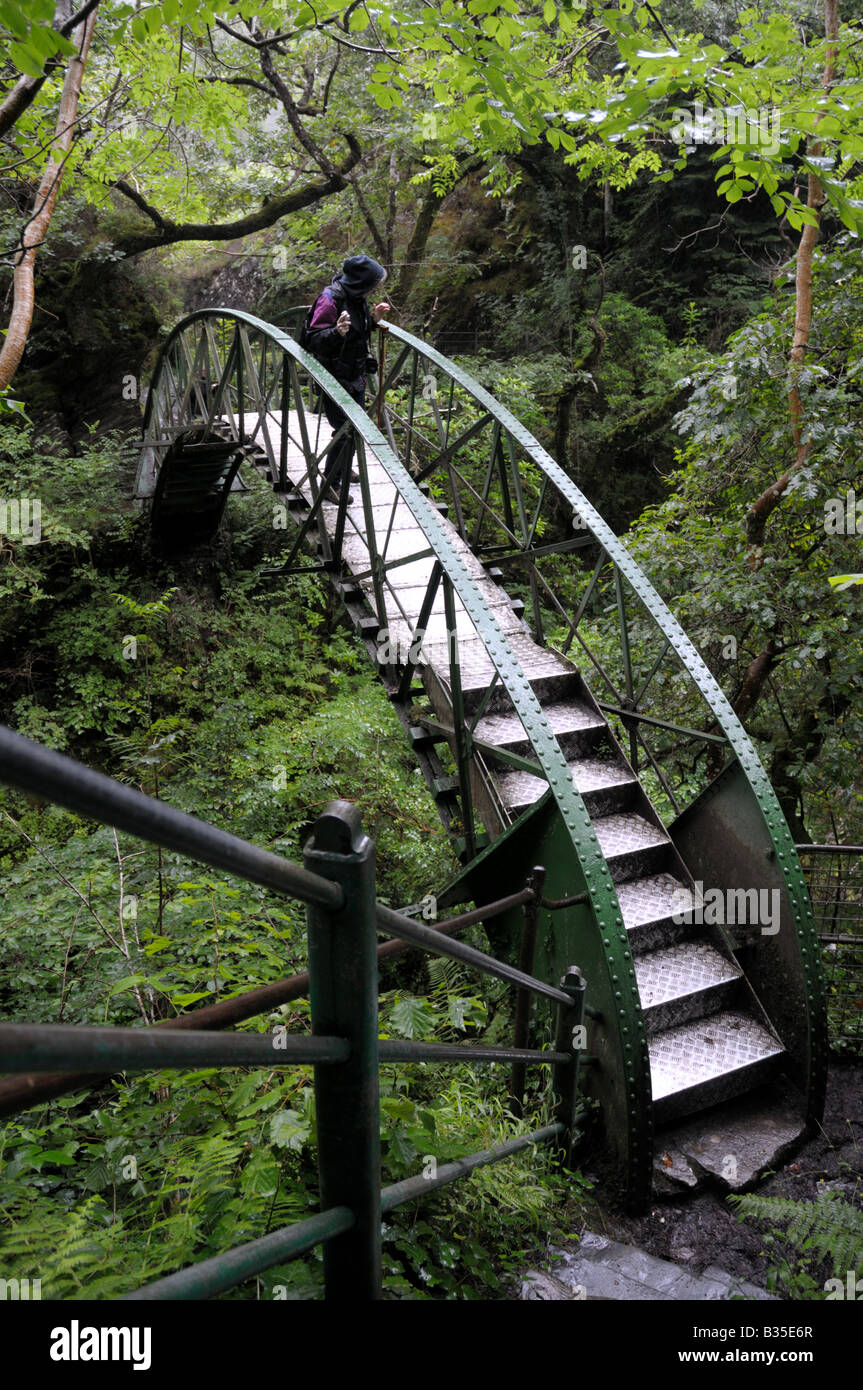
left=583, top=1062, right=863, bottom=1293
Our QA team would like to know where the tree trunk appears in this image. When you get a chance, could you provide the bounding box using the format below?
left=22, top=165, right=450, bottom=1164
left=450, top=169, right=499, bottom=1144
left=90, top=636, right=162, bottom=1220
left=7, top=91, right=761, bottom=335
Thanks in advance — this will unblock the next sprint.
left=0, top=6, right=98, bottom=392
left=392, top=159, right=483, bottom=306
left=745, top=0, right=839, bottom=569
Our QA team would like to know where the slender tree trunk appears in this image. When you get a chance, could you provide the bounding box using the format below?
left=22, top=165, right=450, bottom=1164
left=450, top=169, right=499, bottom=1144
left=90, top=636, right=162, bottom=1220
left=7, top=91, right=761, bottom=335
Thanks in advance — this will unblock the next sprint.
left=0, top=6, right=98, bottom=392
left=745, top=0, right=839, bottom=569
left=392, top=159, right=482, bottom=306
left=0, top=0, right=97, bottom=139
left=386, top=152, right=398, bottom=270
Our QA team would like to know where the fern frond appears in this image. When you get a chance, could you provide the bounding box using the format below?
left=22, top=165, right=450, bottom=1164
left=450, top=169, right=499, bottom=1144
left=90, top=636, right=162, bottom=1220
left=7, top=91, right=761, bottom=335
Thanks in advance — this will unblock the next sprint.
left=731, top=1191, right=863, bottom=1277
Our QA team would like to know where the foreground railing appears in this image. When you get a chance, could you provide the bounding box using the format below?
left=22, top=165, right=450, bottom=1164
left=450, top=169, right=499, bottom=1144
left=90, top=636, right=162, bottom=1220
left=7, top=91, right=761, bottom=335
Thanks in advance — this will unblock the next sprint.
left=0, top=726, right=585, bottom=1300
left=796, top=844, right=863, bottom=1055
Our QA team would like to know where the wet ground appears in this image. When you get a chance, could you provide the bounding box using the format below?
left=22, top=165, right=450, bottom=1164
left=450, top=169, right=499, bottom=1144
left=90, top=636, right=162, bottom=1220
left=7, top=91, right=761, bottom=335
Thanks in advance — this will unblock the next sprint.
left=580, top=1061, right=863, bottom=1293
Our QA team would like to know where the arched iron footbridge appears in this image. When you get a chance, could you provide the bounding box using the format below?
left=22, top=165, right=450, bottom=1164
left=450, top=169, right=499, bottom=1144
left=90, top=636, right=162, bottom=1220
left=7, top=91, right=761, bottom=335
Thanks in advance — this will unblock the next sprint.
left=135, top=308, right=827, bottom=1210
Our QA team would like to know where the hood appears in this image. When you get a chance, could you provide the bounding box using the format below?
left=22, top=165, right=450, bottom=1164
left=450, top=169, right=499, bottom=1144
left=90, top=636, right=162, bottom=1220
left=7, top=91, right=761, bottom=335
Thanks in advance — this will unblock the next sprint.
left=334, top=254, right=387, bottom=297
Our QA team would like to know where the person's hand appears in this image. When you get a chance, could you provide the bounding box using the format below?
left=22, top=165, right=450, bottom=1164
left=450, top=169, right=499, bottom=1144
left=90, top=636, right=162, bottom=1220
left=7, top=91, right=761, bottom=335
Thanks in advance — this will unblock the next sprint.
left=372, top=301, right=390, bottom=323
left=336, top=310, right=350, bottom=336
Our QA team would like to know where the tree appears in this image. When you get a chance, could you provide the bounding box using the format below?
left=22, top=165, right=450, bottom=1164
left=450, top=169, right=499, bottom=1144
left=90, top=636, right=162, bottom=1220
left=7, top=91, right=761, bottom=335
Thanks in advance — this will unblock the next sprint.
left=0, top=3, right=99, bottom=392
left=579, top=3, right=863, bottom=570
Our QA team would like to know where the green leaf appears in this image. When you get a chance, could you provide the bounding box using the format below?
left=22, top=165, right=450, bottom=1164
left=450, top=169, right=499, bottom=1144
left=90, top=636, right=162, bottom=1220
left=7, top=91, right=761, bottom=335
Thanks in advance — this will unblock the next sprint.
left=107, top=974, right=149, bottom=997
left=0, top=2, right=29, bottom=38
left=8, top=40, right=46, bottom=78
left=270, top=1109, right=311, bottom=1151
left=390, top=996, right=437, bottom=1039
left=241, top=1150, right=279, bottom=1197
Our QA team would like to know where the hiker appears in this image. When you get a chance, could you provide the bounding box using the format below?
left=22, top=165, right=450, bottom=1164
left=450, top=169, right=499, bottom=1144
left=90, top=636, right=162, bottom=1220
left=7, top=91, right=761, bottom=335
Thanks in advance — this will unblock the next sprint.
left=303, top=254, right=390, bottom=504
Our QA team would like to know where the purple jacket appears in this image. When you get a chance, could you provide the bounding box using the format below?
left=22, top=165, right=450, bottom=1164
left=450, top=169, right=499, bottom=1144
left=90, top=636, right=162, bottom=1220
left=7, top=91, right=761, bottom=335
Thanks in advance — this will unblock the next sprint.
left=306, top=286, right=375, bottom=392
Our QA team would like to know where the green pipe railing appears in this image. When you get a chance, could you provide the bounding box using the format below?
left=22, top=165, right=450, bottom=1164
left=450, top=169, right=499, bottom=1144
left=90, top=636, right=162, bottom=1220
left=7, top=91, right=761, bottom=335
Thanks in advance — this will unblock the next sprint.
left=0, top=725, right=585, bottom=1301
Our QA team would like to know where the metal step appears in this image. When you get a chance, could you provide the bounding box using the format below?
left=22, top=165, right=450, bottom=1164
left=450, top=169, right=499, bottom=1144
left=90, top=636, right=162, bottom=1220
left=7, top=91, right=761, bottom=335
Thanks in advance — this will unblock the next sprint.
left=635, top=941, right=742, bottom=1034
left=456, top=643, right=578, bottom=715
left=473, top=698, right=609, bottom=761
left=248, top=403, right=798, bottom=1195
left=649, top=1010, right=785, bottom=1123
left=493, top=756, right=638, bottom=820
left=615, top=873, right=702, bottom=953
left=592, top=811, right=671, bottom=882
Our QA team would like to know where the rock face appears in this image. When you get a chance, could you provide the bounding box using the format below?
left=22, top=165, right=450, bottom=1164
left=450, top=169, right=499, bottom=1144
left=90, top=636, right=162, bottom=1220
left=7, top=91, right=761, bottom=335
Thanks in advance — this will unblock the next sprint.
left=517, top=1233, right=776, bottom=1302
left=184, top=249, right=272, bottom=317
left=20, top=255, right=159, bottom=446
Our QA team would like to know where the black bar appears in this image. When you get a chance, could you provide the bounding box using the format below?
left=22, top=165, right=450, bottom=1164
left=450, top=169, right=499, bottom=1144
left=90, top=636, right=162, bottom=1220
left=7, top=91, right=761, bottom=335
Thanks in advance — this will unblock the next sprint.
left=378, top=1041, right=570, bottom=1065
left=0, top=1023, right=349, bottom=1071
left=511, top=866, right=545, bottom=1115
left=0, top=725, right=342, bottom=911
left=553, top=966, right=587, bottom=1166
left=542, top=891, right=589, bottom=910
left=305, top=801, right=382, bottom=1301
left=375, top=902, right=571, bottom=1005
left=419, top=887, right=534, bottom=934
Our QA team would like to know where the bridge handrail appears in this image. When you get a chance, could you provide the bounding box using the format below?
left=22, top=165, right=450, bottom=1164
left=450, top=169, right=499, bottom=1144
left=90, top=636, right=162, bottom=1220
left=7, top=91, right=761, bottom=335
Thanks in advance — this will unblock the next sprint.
left=0, top=725, right=585, bottom=1299
left=136, top=307, right=826, bottom=1204
left=375, top=319, right=822, bottom=1029
left=138, top=307, right=647, bottom=1164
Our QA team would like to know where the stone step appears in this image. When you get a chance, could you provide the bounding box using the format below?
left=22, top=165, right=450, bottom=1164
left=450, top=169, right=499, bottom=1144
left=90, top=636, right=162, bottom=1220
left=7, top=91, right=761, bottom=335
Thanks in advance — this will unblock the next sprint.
left=518, top=1233, right=776, bottom=1301
left=653, top=1078, right=806, bottom=1194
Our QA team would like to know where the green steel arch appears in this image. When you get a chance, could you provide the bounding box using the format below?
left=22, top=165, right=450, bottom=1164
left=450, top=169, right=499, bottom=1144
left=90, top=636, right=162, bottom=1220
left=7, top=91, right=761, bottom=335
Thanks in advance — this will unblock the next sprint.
left=138, top=308, right=827, bottom=1209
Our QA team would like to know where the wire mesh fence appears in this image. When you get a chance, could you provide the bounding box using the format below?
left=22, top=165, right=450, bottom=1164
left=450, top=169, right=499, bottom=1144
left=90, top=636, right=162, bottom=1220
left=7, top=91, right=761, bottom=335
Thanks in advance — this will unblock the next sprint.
left=797, top=845, right=863, bottom=1056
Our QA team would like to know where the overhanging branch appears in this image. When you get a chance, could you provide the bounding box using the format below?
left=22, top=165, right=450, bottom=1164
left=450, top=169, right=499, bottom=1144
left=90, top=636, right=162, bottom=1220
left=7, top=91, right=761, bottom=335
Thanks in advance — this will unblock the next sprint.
left=112, top=134, right=362, bottom=256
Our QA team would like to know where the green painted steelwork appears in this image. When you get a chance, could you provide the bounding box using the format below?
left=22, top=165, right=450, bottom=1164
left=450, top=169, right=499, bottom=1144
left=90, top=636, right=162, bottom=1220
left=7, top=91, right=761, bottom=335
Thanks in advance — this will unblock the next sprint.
left=0, top=740, right=580, bottom=1298
left=136, top=307, right=827, bottom=1208
left=123, top=1206, right=356, bottom=1301
left=378, top=320, right=826, bottom=1137
left=140, top=307, right=650, bottom=1202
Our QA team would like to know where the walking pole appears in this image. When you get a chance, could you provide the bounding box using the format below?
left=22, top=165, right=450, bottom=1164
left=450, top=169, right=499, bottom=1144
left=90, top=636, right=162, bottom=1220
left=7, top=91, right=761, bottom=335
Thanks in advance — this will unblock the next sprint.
left=376, top=322, right=388, bottom=429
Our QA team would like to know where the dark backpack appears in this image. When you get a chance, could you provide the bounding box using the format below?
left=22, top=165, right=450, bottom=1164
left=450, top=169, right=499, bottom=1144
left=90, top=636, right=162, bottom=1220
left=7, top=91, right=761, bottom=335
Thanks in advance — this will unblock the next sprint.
left=298, top=285, right=346, bottom=354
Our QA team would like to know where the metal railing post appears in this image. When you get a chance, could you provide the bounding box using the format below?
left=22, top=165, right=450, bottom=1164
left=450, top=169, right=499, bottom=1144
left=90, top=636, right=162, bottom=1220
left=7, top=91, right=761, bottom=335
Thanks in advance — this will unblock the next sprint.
left=510, top=866, right=545, bottom=1117
left=553, top=966, right=586, bottom=1167
left=304, top=800, right=382, bottom=1299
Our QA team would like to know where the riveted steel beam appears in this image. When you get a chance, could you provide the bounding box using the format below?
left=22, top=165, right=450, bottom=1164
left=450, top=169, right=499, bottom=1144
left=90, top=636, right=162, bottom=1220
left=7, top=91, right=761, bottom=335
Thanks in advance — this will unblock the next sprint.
left=379, top=320, right=826, bottom=1130
left=141, top=307, right=653, bottom=1202
left=140, top=308, right=827, bottom=1202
